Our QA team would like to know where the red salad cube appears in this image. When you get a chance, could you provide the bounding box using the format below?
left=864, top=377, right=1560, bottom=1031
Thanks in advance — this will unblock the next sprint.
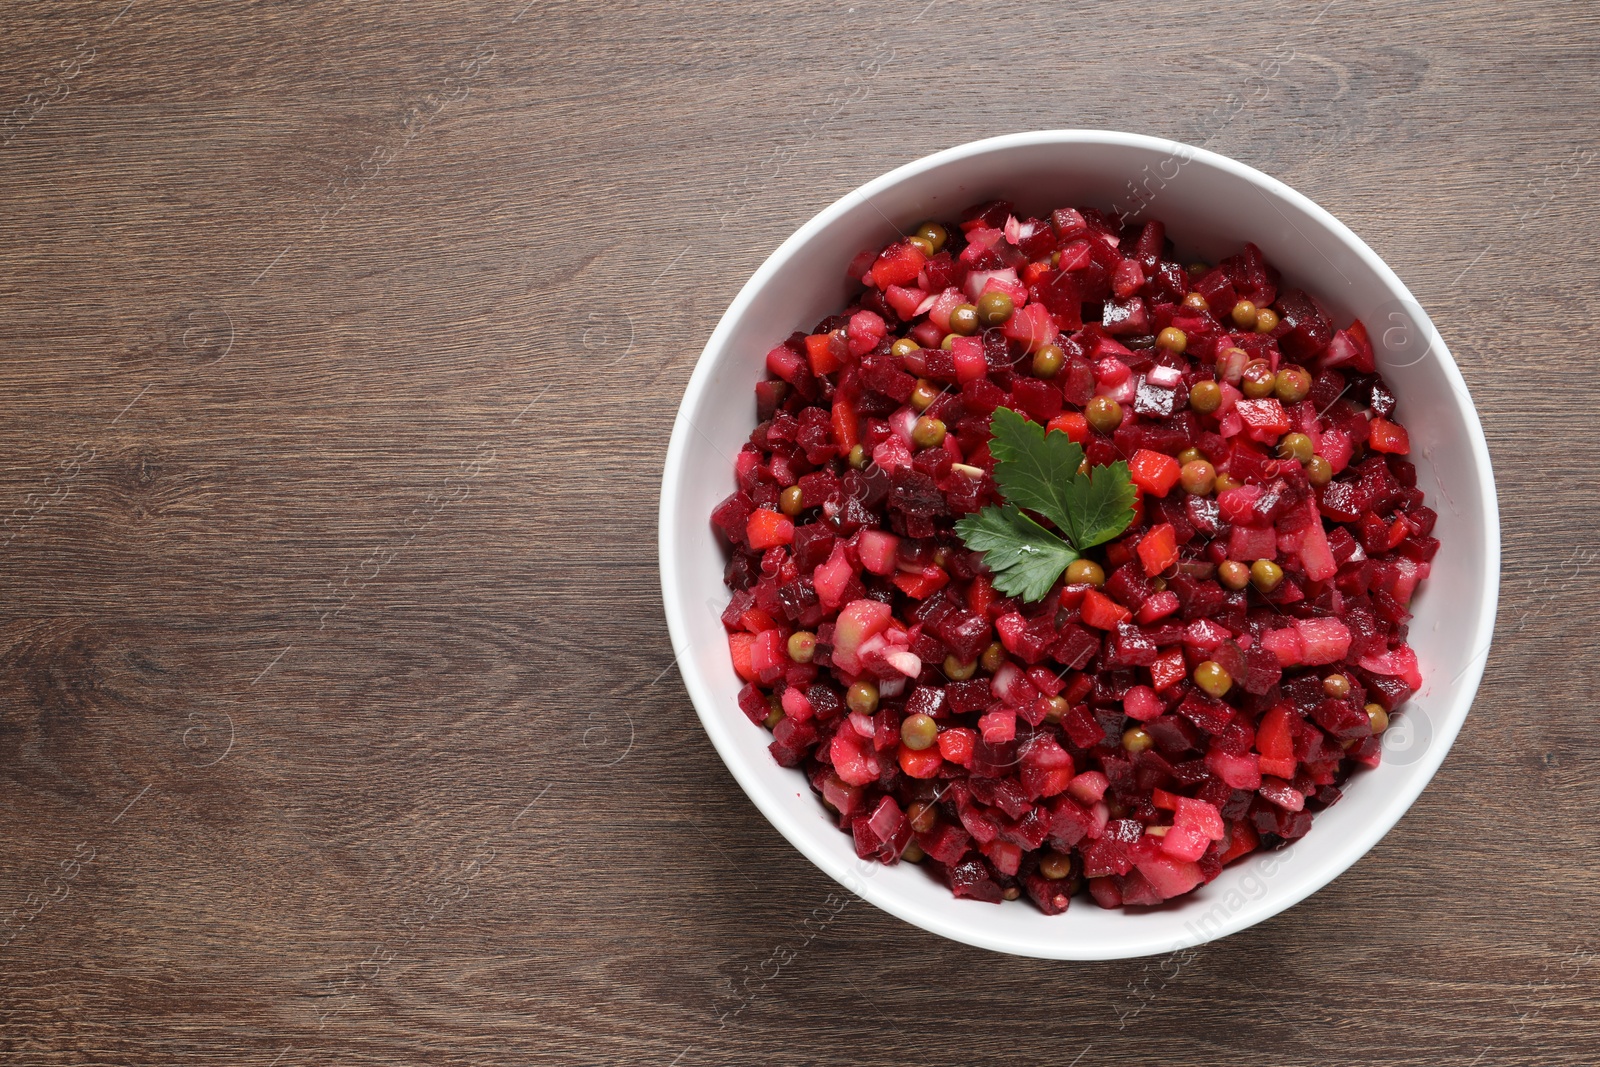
left=745, top=508, right=794, bottom=549
left=870, top=241, right=927, bottom=289
left=1136, top=523, right=1179, bottom=576
left=1046, top=411, right=1090, bottom=444
left=1368, top=417, right=1411, bottom=454
left=1080, top=588, right=1133, bottom=630
left=1128, top=449, right=1181, bottom=498
left=805, top=331, right=850, bottom=375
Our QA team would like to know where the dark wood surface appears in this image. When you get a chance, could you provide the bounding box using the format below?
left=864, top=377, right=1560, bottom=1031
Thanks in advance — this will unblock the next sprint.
left=1, top=2, right=1595, bottom=1063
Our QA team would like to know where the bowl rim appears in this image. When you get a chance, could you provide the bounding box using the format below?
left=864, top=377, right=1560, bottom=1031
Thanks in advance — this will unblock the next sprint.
left=658, top=129, right=1500, bottom=960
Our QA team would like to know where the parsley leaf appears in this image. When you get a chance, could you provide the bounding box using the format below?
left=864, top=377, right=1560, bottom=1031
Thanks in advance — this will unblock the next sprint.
left=953, top=504, right=1080, bottom=604
left=954, top=406, right=1139, bottom=602
left=1064, top=458, right=1138, bottom=551
left=986, top=405, right=1084, bottom=538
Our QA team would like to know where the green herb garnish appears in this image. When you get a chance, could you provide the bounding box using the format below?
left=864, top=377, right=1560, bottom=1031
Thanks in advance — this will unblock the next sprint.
left=953, top=406, right=1137, bottom=602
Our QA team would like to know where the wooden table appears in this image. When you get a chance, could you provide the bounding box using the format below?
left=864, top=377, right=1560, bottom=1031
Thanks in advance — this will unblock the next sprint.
left=1, top=2, right=1594, bottom=1063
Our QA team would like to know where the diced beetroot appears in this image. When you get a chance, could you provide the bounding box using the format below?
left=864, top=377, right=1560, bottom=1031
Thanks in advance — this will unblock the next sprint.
left=1235, top=398, right=1290, bottom=437
left=1063, top=702, right=1106, bottom=749
left=1003, top=302, right=1058, bottom=352
left=1020, top=734, right=1075, bottom=799
left=1043, top=796, right=1094, bottom=849
left=1102, top=297, right=1149, bottom=335
left=945, top=680, right=991, bottom=714
left=1004, top=380, right=1059, bottom=427
left=1052, top=624, right=1100, bottom=670
left=822, top=773, right=866, bottom=818
left=1088, top=876, right=1123, bottom=909
left=1104, top=564, right=1153, bottom=612
left=1180, top=690, right=1236, bottom=734
left=1217, top=820, right=1261, bottom=865
left=980, top=838, right=1023, bottom=877
left=951, top=336, right=988, bottom=385
left=769, top=715, right=817, bottom=766
left=1023, top=871, right=1074, bottom=915
left=884, top=283, right=927, bottom=321
left=1026, top=666, right=1066, bottom=698
left=991, top=661, right=1041, bottom=707
left=1183, top=618, right=1232, bottom=653
left=1149, top=646, right=1187, bottom=691
left=1358, top=643, right=1423, bottom=691
left=916, top=820, right=971, bottom=865
left=737, top=682, right=771, bottom=725
left=1217, top=484, right=1263, bottom=526
left=812, top=543, right=855, bottom=610
left=1311, top=697, right=1374, bottom=742
left=948, top=857, right=1003, bottom=903
left=957, top=798, right=1002, bottom=845
left=935, top=609, right=991, bottom=663
left=1080, top=835, right=1135, bottom=878
left=1226, top=242, right=1277, bottom=306
left=712, top=492, right=756, bottom=548
left=1258, top=777, right=1306, bottom=812
left=1136, top=589, right=1181, bottom=624
left=1103, top=622, right=1159, bottom=669
left=1118, top=868, right=1166, bottom=910
left=1123, top=684, right=1163, bottom=722
left=1275, top=288, right=1334, bottom=360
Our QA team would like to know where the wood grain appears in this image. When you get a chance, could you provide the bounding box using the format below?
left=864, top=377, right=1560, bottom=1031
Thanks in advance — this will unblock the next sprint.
left=1, top=1, right=1597, bottom=1063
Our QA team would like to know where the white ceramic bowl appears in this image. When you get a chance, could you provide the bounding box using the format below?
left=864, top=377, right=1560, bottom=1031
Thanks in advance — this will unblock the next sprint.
left=658, top=130, right=1498, bottom=960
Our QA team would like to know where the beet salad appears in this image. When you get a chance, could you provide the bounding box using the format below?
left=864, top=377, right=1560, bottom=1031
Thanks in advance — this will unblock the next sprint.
left=711, top=200, right=1435, bottom=913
